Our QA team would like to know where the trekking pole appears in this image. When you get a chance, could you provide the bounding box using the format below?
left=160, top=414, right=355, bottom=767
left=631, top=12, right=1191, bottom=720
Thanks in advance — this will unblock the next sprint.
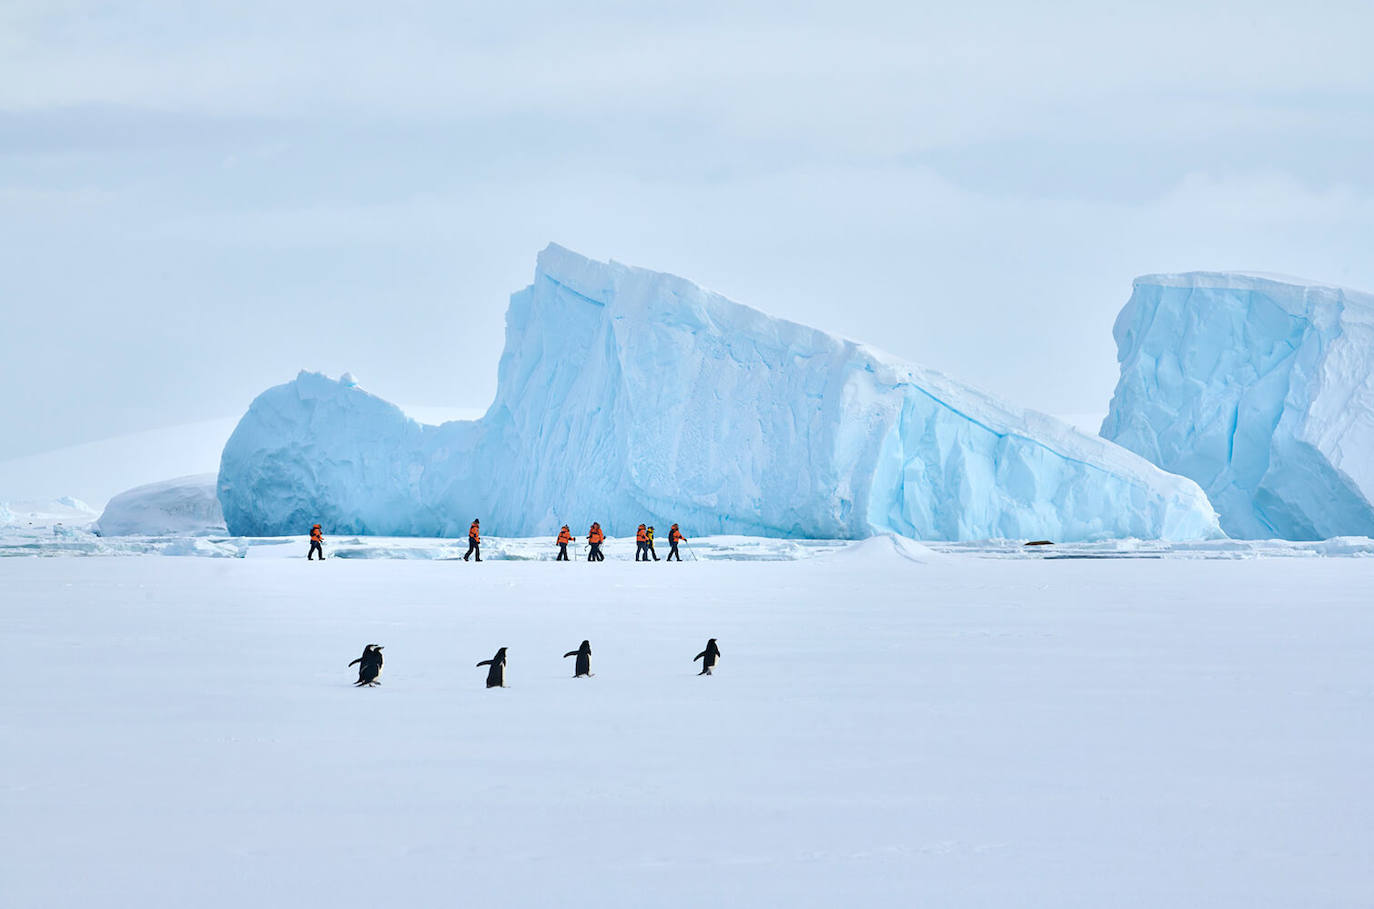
left=685, top=538, right=699, bottom=561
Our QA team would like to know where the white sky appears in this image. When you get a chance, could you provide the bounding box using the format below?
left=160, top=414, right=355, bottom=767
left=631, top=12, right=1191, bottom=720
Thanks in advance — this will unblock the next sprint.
left=3, top=0, right=1373, bottom=457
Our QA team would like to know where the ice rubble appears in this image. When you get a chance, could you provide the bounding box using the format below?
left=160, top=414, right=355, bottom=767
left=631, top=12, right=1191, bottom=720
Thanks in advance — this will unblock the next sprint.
left=1103, top=273, right=1374, bottom=540
left=0, top=496, right=99, bottom=528
left=219, top=245, right=1221, bottom=541
left=96, top=475, right=226, bottom=536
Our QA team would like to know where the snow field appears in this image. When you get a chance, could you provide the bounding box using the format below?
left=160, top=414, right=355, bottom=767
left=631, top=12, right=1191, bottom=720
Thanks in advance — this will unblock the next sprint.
left=4, top=554, right=1373, bottom=907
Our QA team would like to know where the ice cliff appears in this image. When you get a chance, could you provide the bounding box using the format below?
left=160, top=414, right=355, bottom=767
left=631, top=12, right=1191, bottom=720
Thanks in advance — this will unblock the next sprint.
left=1103, top=272, right=1374, bottom=540
left=219, top=245, right=1220, bottom=541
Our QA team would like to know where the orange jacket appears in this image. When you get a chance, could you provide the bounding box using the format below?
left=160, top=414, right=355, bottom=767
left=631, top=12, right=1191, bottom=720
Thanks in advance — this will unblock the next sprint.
left=310, top=526, right=322, bottom=542
left=469, top=522, right=480, bottom=543
left=670, top=527, right=683, bottom=543
left=557, top=528, right=572, bottom=544
left=588, top=526, right=604, bottom=544
left=636, top=525, right=647, bottom=542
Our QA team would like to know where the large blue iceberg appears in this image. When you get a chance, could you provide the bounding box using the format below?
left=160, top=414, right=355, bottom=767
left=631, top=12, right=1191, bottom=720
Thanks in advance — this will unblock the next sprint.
left=1103, top=272, right=1374, bottom=540
left=219, top=245, right=1220, bottom=540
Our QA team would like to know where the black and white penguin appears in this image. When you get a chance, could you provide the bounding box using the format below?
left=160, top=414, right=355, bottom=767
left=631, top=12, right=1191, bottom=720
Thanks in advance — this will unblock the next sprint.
left=348, top=644, right=384, bottom=687
left=563, top=640, right=592, bottom=678
left=476, top=647, right=507, bottom=688
left=693, top=638, right=720, bottom=676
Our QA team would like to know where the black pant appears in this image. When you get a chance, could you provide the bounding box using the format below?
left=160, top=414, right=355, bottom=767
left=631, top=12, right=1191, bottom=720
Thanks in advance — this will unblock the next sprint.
left=557, top=543, right=569, bottom=561
left=668, top=542, right=681, bottom=561
left=309, top=540, right=324, bottom=560
left=464, top=538, right=481, bottom=561
left=588, top=542, right=603, bottom=561
left=635, top=541, right=649, bottom=561
left=648, top=541, right=659, bottom=560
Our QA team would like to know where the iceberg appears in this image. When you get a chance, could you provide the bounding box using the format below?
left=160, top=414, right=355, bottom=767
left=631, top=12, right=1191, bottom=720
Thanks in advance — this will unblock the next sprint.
left=97, top=475, right=227, bottom=536
left=219, top=245, right=1221, bottom=541
left=1102, top=272, right=1374, bottom=540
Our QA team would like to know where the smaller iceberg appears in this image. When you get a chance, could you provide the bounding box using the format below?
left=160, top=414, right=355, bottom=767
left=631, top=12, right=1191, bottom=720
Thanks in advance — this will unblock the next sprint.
left=1104, top=272, right=1374, bottom=540
left=97, top=475, right=226, bottom=536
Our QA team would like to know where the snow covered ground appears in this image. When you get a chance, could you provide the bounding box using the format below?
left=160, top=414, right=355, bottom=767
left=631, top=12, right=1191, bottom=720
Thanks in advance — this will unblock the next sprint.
left=4, top=548, right=1372, bottom=907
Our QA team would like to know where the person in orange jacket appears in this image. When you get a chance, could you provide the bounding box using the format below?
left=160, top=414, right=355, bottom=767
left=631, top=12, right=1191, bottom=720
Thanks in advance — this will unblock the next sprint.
left=667, top=524, right=685, bottom=561
left=587, top=522, right=605, bottom=562
left=556, top=525, right=574, bottom=561
left=635, top=524, right=649, bottom=562
left=464, top=519, right=481, bottom=562
left=308, top=524, right=325, bottom=560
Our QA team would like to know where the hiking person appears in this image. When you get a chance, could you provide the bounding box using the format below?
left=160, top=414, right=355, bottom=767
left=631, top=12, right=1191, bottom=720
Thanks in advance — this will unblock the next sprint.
left=667, top=524, right=685, bottom=561
left=635, top=524, right=649, bottom=561
left=308, top=524, right=325, bottom=560
left=464, top=519, right=481, bottom=562
left=587, top=523, right=605, bottom=561
left=556, top=525, right=574, bottom=561
left=646, top=525, right=660, bottom=560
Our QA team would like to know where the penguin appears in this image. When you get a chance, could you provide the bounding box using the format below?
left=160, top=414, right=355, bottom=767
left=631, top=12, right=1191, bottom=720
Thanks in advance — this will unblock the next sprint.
left=476, top=647, right=507, bottom=688
left=693, top=638, right=720, bottom=676
left=563, top=640, right=593, bottom=678
left=348, top=644, right=384, bottom=687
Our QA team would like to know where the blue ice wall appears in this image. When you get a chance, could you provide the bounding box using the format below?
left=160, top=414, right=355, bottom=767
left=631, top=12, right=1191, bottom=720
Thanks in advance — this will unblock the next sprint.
left=219, top=245, right=1220, bottom=541
left=1103, top=272, right=1374, bottom=540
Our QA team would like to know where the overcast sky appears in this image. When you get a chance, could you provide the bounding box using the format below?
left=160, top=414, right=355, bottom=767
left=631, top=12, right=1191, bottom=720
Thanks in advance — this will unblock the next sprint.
left=3, top=0, right=1373, bottom=458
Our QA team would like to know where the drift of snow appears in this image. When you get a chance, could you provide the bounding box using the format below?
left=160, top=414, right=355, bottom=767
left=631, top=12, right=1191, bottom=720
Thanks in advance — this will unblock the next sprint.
left=1104, top=272, right=1374, bottom=540
left=96, top=474, right=226, bottom=536
left=824, top=532, right=940, bottom=564
left=219, top=245, right=1221, bottom=542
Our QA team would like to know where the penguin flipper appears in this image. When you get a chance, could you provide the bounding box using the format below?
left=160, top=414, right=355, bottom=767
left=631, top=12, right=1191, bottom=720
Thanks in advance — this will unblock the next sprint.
left=348, top=658, right=362, bottom=667
left=563, top=651, right=577, bottom=658
left=693, top=651, right=705, bottom=661
left=476, top=659, right=493, bottom=667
